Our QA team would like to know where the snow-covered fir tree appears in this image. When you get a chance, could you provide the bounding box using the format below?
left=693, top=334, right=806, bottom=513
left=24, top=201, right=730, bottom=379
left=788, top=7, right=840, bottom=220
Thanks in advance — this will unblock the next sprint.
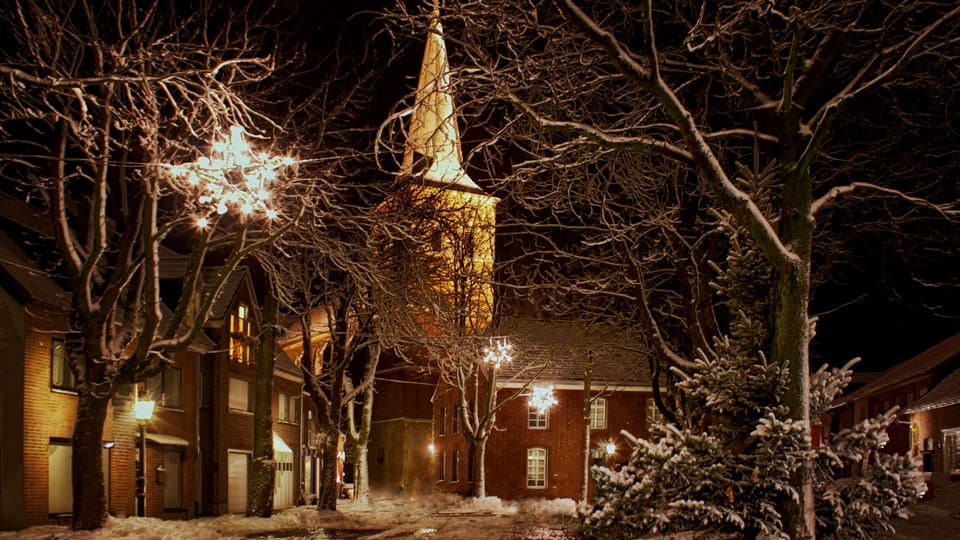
left=580, top=228, right=925, bottom=539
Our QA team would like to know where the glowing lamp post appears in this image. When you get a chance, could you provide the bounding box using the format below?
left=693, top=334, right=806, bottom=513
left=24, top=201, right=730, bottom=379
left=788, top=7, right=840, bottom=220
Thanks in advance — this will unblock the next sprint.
left=134, top=397, right=155, bottom=517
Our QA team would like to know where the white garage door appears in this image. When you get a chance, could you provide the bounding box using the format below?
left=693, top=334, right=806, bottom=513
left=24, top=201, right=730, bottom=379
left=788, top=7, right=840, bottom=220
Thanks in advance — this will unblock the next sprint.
left=227, top=451, right=248, bottom=514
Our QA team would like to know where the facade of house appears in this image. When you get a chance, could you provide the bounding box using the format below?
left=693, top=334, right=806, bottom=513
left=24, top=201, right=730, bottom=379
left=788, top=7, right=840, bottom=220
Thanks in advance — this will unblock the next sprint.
left=0, top=201, right=314, bottom=529
left=430, top=322, right=655, bottom=501
left=902, top=365, right=960, bottom=475
left=831, top=332, right=960, bottom=473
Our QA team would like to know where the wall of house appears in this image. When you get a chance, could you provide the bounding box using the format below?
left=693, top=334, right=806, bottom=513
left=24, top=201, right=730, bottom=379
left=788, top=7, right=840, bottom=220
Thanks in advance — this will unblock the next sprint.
left=272, top=374, right=302, bottom=508
left=428, top=386, right=649, bottom=501
left=859, top=379, right=934, bottom=456
left=144, top=349, right=200, bottom=520
left=369, top=365, right=435, bottom=496
left=0, top=288, right=26, bottom=530
left=20, top=304, right=124, bottom=526
left=911, top=403, right=960, bottom=473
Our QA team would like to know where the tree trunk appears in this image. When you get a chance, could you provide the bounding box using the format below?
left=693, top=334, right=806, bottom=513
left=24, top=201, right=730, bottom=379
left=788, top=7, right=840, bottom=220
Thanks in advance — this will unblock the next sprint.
left=247, top=290, right=278, bottom=517
left=316, top=432, right=340, bottom=510
left=71, top=390, right=111, bottom=530
left=775, top=262, right=815, bottom=539
left=471, top=437, right=487, bottom=497
left=352, top=445, right=369, bottom=505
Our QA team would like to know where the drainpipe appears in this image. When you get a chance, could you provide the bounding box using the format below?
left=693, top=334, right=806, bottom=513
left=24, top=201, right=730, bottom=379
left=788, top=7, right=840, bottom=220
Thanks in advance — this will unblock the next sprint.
left=195, top=352, right=201, bottom=517
left=299, top=382, right=305, bottom=504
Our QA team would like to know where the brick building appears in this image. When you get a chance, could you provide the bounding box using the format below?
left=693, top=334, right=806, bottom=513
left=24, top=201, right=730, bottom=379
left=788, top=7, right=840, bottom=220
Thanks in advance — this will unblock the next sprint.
left=0, top=203, right=312, bottom=529
left=832, top=332, right=960, bottom=473
left=430, top=321, right=655, bottom=501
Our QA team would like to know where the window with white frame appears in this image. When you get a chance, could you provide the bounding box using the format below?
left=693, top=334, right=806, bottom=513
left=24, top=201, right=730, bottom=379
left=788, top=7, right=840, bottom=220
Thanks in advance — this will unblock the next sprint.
left=163, top=449, right=182, bottom=509
left=589, top=397, right=607, bottom=430
left=229, top=377, right=253, bottom=412
left=945, top=429, right=960, bottom=473
left=278, top=392, right=300, bottom=423
left=528, top=406, right=547, bottom=429
left=527, top=447, right=547, bottom=488
left=51, top=339, right=75, bottom=391
left=147, top=367, right=182, bottom=409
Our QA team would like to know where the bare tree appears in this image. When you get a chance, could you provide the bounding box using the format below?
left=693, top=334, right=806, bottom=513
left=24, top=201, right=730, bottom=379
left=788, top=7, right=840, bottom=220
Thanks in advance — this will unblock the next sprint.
left=0, top=1, right=307, bottom=529
left=385, top=0, right=960, bottom=537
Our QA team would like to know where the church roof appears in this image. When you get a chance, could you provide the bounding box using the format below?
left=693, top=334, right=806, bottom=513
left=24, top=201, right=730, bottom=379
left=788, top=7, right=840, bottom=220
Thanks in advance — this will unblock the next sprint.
left=401, top=8, right=483, bottom=194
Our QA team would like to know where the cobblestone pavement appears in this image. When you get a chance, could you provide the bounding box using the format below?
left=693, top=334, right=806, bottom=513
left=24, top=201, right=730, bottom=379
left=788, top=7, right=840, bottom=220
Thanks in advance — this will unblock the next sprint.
left=879, top=473, right=960, bottom=540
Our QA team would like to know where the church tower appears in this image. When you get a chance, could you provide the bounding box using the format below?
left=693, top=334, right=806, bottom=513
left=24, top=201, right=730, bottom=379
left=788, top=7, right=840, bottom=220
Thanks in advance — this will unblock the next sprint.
left=368, top=5, right=498, bottom=497
left=400, top=5, right=498, bottom=335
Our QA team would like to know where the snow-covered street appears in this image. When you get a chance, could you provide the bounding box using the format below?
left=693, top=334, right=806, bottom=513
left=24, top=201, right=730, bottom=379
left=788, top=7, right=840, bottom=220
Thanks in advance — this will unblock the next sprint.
left=0, top=496, right=577, bottom=540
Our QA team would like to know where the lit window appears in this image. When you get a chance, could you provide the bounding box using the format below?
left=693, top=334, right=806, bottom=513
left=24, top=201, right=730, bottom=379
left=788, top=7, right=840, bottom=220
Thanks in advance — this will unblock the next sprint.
left=163, top=450, right=182, bottom=509
left=589, top=397, right=607, bottom=430
left=230, top=303, right=252, bottom=363
left=229, top=377, right=252, bottom=412
left=51, top=339, right=75, bottom=391
left=527, top=448, right=547, bottom=488
left=279, top=393, right=300, bottom=423
left=528, top=406, right=547, bottom=429
left=148, top=367, right=182, bottom=409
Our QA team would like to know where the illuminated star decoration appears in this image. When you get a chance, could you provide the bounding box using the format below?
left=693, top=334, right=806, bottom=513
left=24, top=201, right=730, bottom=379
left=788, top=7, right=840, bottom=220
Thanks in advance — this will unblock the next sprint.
left=529, top=384, right=557, bottom=415
left=482, top=339, right=513, bottom=370
left=164, top=125, right=295, bottom=227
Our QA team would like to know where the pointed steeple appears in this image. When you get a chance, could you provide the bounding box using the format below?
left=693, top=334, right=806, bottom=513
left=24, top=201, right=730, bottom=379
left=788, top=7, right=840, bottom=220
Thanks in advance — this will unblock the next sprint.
left=402, top=6, right=482, bottom=192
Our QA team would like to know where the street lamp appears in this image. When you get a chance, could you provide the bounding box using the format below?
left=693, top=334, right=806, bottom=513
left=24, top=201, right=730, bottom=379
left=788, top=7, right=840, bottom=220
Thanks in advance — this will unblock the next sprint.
left=134, top=397, right=155, bottom=518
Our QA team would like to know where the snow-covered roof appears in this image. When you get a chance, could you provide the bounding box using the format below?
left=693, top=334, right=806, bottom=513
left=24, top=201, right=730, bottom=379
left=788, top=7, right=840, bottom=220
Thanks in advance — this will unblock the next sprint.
left=495, top=318, right=651, bottom=387
left=836, top=331, right=960, bottom=405
left=902, top=368, right=960, bottom=414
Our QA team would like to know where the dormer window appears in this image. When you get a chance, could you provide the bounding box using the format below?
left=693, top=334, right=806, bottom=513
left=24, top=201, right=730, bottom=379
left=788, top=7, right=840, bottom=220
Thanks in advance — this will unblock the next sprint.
left=230, top=303, right=252, bottom=363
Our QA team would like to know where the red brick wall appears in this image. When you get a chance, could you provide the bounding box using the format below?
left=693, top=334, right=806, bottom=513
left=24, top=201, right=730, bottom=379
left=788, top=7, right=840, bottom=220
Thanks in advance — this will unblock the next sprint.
left=912, top=403, right=960, bottom=472
left=20, top=304, right=121, bottom=526
left=431, top=384, right=649, bottom=501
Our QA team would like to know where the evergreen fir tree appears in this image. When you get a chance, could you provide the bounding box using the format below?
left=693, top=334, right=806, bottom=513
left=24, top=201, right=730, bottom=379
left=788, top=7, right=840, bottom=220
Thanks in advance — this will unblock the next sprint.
left=580, top=227, right=925, bottom=539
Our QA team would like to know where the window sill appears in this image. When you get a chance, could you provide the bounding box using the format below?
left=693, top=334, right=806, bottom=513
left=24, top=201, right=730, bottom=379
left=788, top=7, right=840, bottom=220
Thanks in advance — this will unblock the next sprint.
left=51, top=387, right=78, bottom=396
left=229, top=409, right=254, bottom=416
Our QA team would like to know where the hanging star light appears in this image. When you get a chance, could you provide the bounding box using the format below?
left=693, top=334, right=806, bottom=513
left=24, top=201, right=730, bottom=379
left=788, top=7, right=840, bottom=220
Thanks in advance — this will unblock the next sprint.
left=529, top=384, right=557, bottom=415
left=164, top=125, right=295, bottom=227
left=482, top=338, right=513, bottom=370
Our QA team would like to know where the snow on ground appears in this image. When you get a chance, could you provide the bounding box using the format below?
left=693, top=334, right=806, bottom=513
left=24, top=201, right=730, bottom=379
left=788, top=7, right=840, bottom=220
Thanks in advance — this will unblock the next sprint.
left=0, top=496, right=578, bottom=540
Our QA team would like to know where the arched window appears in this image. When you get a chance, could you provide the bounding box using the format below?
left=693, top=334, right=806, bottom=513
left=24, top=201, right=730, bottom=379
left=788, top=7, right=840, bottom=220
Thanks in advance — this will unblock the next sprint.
left=527, top=447, right=547, bottom=488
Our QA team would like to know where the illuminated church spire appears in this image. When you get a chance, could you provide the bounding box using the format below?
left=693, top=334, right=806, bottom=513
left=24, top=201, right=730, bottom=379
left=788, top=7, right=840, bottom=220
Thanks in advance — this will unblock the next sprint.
left=401, top=5, right=482, bottom=192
